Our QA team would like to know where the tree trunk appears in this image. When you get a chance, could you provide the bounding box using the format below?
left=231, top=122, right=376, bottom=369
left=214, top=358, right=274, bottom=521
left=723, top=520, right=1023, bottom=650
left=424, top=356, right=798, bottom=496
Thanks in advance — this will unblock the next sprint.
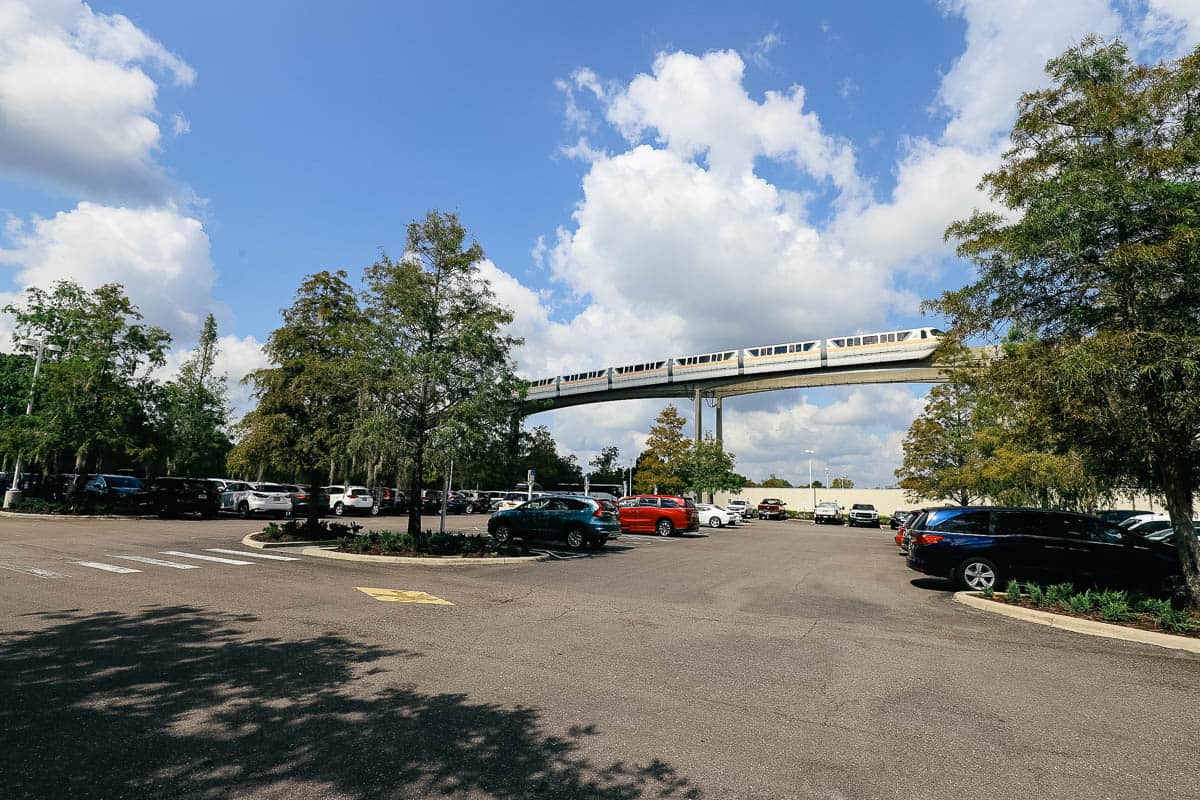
left=307, top=466, right=323, bottom=534
left=1158, top=452, right=1200, bottom=608
left=407, top=444, right=424, bottom=538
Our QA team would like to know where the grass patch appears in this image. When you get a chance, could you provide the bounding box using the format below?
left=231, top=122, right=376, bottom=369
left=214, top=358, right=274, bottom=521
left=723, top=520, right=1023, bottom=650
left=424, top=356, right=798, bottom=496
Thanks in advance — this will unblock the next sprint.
left=979, top=584, right=1199, bottom=639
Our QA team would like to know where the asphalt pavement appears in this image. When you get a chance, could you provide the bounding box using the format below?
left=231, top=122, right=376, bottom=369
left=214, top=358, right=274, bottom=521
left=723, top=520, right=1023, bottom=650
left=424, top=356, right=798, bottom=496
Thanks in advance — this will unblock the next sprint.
left=1, top=514, right=1196, bottom=799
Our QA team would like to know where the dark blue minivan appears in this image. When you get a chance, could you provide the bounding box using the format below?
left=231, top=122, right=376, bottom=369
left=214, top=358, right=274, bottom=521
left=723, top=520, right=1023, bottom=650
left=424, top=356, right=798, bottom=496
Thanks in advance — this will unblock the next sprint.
left=906, top=507, right=1183, bottom=592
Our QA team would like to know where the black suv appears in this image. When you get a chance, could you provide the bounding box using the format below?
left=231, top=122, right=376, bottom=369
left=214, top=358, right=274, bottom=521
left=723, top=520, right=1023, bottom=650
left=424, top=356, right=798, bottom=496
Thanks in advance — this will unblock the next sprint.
left=144, top=477, right=221, bottom=519
left=906, top=506, right=1183, bottom=593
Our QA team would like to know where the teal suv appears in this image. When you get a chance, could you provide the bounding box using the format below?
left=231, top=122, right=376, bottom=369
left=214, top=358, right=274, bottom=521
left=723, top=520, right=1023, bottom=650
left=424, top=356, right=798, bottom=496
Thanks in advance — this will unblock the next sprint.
left=488, top=495, right=619, bottom=550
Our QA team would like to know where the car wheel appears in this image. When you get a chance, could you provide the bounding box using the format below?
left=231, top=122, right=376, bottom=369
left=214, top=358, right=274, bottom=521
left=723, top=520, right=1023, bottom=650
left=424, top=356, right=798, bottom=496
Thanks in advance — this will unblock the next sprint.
left=565, top=528, right=586, bottom=550
left=370, top=504, right=380, bottom=517
left=334, top=502, right=345, bottom=516
left=237, top=502, right=250, bottom=520
left=656, top=518, right=674, bottom=537
left=492, top=524, right=512, bottom=545
left=957, top=557, right=1000, bottom=592
left=465, top=503, right=475, bottom=514
left=708, top=516, right=722, bottom=528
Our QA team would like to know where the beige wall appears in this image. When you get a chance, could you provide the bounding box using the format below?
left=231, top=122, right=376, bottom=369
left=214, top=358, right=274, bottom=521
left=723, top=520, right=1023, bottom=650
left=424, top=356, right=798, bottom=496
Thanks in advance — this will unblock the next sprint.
left=714, top=488, right=1169, bottom=515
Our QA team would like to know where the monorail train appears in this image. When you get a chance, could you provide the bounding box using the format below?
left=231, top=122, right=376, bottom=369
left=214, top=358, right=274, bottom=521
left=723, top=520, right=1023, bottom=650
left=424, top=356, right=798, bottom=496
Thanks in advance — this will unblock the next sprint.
left=524, top=327, right=943, bottom=401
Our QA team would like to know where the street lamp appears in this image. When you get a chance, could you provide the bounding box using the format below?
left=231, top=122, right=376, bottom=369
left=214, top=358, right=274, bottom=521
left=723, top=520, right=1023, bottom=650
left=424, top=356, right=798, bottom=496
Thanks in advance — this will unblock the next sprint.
left=4, top=337, right=62, bottom=508
left=803, top=449, right=815, bottom=511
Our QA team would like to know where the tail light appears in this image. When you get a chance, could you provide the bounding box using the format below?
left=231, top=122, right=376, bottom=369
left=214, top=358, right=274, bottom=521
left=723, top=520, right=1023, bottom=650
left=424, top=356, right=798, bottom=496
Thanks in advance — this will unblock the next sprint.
left=912, top=532, right=943, bottom=546
left=594, top=506, right=605, bottom=517
left=296, top=493, right=309, bottom=500
left=252, top=492, right=268, bottom=498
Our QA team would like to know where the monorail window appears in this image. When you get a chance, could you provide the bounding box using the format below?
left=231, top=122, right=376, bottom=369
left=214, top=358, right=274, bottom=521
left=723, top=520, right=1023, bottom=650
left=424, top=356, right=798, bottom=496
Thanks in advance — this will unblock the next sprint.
left=832, top=339, right=845, bottom=347
left=885, top=333, right=895, bottom=343
left=920, top=331, right=927, bottom=339
left=897, top=331, right=911, bottom=341
left=700, top=355, right=710, bottom=363
left=773, top=345, right=786, bottom=354
left=863, top=335, right=878, bottom=345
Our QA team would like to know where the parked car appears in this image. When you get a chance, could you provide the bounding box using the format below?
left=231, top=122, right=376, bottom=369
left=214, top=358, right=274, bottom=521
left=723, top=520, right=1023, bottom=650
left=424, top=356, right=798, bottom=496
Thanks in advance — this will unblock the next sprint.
left=814, top=501, right=844, bottom=525
left=696, top=503, right=739, bottom=528
left=1097, top=509, right=1145, bottom=526
left=84, top=473, right=145, bottom=500
left=890, top=510, right=914, bottom=530
left=847, top=503, right=880, bottom=528
left=726, top=498, right=755, bottom=519
left=493, top=491, right=536, bottom=512
left=321, top=485, right=375, bottom=516
left=420, top=490, right=468, bottom=515
left=757, top=498, right=788, bottom=520
left=1140, top=523, right=1200, bottom=543
left=488, top=495, right=618, bottom=549
left=369, top=487, right=408, bottom=515
left=219, top=481, right=293, bottom=519
left=905, top=506, right=1185, bottom=593
left=282, top=484, right=319, bottom=518
left=458, top=490, right=490, bottom=514
left=617, top=495, right=700, bottom=536
left=144, top=477, right=221, bottom=519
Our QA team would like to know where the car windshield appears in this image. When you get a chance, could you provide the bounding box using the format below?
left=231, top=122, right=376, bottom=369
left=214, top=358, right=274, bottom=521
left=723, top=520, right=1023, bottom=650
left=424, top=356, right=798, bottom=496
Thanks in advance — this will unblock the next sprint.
left=104, top=476, right=142, bottom=488
left=852, top=504, right=874, bottom=510
left=256, top=484, right=288, bottom=492
left=818, top=502, right=836, bottom=508
left=763, top=499, right=781, bottom=504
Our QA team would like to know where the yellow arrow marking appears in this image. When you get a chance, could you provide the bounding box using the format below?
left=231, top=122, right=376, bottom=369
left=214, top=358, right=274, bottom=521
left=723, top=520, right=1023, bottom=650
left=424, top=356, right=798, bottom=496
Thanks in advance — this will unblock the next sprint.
left=356, top=587, right=454, bottom=605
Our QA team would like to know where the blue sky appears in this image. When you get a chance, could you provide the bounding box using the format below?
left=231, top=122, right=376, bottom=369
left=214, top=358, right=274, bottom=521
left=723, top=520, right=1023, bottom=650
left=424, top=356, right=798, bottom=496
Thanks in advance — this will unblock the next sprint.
left=1, top=0, right=1197, bottom=486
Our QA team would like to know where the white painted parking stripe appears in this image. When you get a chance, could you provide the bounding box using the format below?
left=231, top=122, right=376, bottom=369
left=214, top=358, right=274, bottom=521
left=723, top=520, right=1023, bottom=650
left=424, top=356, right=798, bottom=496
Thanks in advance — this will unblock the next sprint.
left=205, top=548, right=300, bottom=561
left=0, top=563, right=69, bottom=578
left=160, top=550, right=253, bottom=565
left=109, top=555, right=199, bottom=570
left=74, top=561, right=141, bottom=574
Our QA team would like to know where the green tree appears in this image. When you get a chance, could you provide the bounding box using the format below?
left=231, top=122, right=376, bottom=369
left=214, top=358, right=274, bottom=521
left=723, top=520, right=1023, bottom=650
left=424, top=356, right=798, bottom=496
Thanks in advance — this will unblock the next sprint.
left=896, top=379, right=989, bottom=506
left=3, top=281, right=169, bottom=473
left=681, top=435, right=743, bottom=498
left=232, top=271, right=367, bottom=529
left=830, top=477, right=854, bottom=489
left=809, top=479, right=824, bottom=489
left=632, top=405, right=691, bottom=494
left=160, top=314, right=231, bottom=476
left=935, top=37, right=1200, bottom=603
left=761, top=474, right=792, bottom=489
left=588, top=445, right=624, bottom=485
left=519, top=425, right=583, bottom=489
left=363, top=211, right=522, bottom=535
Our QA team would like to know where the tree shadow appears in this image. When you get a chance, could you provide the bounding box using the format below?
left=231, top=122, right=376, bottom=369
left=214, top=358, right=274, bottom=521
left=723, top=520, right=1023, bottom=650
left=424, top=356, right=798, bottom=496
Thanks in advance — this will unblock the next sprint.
left=0, top=606, right=701, bottom=799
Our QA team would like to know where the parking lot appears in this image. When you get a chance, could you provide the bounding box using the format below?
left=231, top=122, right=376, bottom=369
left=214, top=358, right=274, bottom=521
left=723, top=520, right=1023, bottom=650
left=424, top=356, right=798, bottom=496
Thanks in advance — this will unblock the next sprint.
left=1, top=514, right=1197, bottom=799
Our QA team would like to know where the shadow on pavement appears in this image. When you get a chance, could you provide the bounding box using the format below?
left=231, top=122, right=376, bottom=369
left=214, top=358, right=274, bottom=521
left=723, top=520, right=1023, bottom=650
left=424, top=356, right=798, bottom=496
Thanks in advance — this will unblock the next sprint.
left=0, top=606, right=701, bottom=799
left=910, top=577, right=956, bottom=593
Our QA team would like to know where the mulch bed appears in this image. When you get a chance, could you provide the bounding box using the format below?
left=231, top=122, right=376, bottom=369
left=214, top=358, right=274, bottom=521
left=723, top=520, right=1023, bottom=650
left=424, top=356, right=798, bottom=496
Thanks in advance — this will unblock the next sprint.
left=980, top=595, right=1200, bottom=639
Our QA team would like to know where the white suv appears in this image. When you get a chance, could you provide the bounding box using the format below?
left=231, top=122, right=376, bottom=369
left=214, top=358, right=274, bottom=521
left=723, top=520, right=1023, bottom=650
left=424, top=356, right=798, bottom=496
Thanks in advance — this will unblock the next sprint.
left=814, top=502, right=844, bottom=525
left=726, top=498, right=755, bottom=519
left=219, top=481, right=293, bottom=519
left=324, top=485, right=375, bottom=516
left=847, top=503, right=880, bottom=528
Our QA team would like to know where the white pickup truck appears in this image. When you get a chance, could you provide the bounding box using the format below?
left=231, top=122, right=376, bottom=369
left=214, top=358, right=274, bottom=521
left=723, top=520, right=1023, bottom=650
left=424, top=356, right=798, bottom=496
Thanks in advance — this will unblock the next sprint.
left=814, top=501, right=844, bottom=525
left=847, top=503, right=880, bottom=528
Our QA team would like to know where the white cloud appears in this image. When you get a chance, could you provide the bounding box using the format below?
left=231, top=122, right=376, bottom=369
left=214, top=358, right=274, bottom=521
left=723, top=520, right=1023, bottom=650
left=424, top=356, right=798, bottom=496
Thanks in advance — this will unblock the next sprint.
left=0, top=0, right=194, bottom=200
left=170, top=112, right=190, bottom=136
left=1141, top=0, right=1200, bottom=56
left=746, top=32, right=782, bottom=68
left=160, top=333, right=271, bottom=420
left=0, top=202, right=217, bottom=341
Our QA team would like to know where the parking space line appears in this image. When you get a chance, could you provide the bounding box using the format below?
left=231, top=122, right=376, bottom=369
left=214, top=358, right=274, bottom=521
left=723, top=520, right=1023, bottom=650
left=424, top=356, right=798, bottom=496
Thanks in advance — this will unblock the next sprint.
left=109, top=555, right=199, bottom=570
left=74, top=561, right=141, bottom=574
left=0, top=563, right=69, bottom=578
left=205, top=548, right=301, bottom=561
left=160, top=551, right=254, bottom=565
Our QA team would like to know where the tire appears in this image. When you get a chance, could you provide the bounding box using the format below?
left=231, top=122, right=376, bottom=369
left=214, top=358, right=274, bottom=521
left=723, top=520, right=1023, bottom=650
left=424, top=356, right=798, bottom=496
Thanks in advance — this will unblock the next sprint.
left=957, top=557, right=1000, bottom=592
left=334, top=502, right=345, bottom=517
left=370, top=504, right=380, bottom=517
left=656, top=518, right=674, bottom=537
left=274, top=511, right=287, bottom=520
left=237, top=502, right=250, bottom=520
left=492, top=523, right=512, bottom=545
left=708, top=516, right=722, bottom=528
left=465, top=504, right=475, bottom=514
left=565, top=528, right=586, bottom=550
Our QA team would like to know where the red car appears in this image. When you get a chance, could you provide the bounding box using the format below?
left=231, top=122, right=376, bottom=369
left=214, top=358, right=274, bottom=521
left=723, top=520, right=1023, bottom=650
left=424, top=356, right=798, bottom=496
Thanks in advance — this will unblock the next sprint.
left=617, top=495, right=701, bottom=536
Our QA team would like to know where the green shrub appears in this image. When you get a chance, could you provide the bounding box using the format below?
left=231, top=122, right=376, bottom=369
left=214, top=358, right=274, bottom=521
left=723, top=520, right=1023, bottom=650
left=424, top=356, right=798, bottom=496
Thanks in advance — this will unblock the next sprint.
left=1134, top=597, right=1172, bottom=616
left=1005, top=579, right=1021, bottom=602
left=1026, top=583, right=1047, bottom=607
left=1157, top=607, right=1198, bottom=633
left=1100, top=598, right=1133, bottom=622
left=1046, top=583, right=1074, bottom=605
left=1066, top=591, right=1096, bottom=614
left=980, top=583, right=994, bottom=598
left=261, top=522, right=283, bottom=541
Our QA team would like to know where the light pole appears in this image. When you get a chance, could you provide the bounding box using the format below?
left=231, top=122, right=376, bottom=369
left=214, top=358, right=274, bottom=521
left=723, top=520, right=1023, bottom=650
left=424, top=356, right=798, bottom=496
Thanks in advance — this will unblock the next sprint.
left=4, top=337, right=62, bottom=509
left=804, top=449, right=815, bottom=511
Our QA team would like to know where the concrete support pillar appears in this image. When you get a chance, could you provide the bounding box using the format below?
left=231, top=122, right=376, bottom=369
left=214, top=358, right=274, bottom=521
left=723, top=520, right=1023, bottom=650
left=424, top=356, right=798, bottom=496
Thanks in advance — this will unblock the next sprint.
left=693, top=388, right=702, bottom=447
left=715, top=397, right=723, bottom=448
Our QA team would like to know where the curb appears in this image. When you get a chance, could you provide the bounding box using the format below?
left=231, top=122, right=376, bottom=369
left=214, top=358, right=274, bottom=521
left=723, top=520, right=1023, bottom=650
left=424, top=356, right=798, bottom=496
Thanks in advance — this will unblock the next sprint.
left=0, top=510, right=157, bottom=520
left=240, top=533, right=548, bottom=565
left=954, top=592, right=1200, bottom=654
left=241, top=533, right=336, bottom=549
